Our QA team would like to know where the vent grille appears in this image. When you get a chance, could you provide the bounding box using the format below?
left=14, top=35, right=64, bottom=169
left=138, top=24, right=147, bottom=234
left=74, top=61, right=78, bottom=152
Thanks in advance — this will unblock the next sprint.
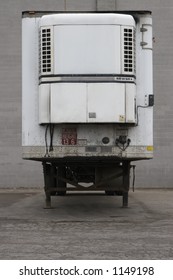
left=39, top=27, right=53, bottom=75
left=123, top=28, right=136, bottom=74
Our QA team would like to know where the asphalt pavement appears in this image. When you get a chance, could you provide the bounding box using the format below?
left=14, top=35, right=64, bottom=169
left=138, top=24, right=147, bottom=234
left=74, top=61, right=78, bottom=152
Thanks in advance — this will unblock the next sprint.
left=0, top=188, right=172, bottom=259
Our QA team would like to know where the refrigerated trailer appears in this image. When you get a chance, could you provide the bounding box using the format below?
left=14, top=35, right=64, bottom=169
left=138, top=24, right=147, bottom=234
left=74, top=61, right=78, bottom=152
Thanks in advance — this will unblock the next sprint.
left=22, top=11, right=153, bottom=207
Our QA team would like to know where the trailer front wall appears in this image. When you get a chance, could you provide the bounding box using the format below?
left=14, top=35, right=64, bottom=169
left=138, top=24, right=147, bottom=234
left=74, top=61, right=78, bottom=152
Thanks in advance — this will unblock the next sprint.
left=22, top=12, right=153, bottom=162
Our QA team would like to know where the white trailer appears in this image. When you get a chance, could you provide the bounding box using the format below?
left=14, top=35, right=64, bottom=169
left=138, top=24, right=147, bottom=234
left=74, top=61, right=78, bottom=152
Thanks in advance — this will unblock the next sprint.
left=22, top=11, right=153, bottom=207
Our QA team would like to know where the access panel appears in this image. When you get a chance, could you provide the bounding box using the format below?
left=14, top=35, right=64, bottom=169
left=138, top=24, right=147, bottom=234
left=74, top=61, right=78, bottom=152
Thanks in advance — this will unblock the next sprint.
left=87, top=83, right=125, bottom=123
left=50, top=83, right=87, bottom=123
left=50, top=83, right=126, bottom=123
left=53, top=25, right=121, bottom=75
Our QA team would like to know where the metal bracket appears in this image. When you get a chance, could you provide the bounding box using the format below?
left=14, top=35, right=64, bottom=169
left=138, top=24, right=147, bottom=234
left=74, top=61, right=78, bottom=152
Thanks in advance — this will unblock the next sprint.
left=140, top=42, right=148, bottom=47
left=140, top=27, right=148, bottom=32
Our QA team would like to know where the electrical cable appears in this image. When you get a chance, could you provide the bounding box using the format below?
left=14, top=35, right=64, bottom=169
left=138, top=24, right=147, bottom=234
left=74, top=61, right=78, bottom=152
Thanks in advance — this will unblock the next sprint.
left=49, top=124, right=55, bottom=152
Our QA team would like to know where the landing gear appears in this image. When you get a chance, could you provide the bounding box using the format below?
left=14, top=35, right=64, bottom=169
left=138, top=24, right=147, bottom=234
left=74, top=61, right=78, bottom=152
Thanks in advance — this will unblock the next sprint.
left=43, top=162, right=67, bottom=208
left=122, top=192, right=128, bottom=208
left=105, top=191, right=129, bottom=207
left=56, top=166, right=66, bottom=196
left=43, top=163, right=52, bottom=208
left=42, top=160, right=131, bottom=208
left=104, top=161, right=130, bottom=207
left=121, top=161, right=130, bottom=207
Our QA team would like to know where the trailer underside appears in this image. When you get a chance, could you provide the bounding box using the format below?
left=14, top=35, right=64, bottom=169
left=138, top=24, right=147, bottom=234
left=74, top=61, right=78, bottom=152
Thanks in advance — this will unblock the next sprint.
left=40, top=158, right=134, bottom=208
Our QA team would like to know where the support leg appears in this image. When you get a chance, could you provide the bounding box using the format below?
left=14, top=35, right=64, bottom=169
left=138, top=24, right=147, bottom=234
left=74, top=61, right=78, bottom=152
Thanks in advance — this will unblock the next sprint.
left=42, top=162, right=53, bottom=209
left=57, top=166, right=67, bottom=196
left=122, top=161, right=130, bottom=208
left=45, top=188, right=51, bottom=208
left=122, top=191, right=128, bottom=208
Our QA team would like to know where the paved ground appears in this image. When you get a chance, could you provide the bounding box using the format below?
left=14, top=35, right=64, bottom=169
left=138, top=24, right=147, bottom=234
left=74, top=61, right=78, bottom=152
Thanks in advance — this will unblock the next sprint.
left=0, top=188, right=172, bottom=259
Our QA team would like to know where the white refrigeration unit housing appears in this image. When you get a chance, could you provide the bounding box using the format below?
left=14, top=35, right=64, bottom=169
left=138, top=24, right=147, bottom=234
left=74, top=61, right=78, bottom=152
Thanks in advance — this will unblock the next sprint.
left=22, top=11, right=153, bottom=207
left=38, top=14, right=136, bottom=124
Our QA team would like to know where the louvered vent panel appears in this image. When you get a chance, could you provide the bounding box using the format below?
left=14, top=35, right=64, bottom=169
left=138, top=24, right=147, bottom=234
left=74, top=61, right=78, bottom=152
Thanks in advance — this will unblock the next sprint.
left=123, top=28, right=136, bottom=74
left=39, top=27, right=53, bottom=75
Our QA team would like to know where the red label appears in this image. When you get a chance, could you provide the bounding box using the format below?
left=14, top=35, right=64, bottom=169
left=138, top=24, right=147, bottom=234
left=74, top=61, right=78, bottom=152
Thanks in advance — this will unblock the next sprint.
left=62, top=128, right=77, bottom=145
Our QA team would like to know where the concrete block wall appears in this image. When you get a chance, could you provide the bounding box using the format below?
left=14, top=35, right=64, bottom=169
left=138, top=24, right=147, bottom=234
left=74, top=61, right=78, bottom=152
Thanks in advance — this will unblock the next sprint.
left=0, top=0, right=172, bottom=188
